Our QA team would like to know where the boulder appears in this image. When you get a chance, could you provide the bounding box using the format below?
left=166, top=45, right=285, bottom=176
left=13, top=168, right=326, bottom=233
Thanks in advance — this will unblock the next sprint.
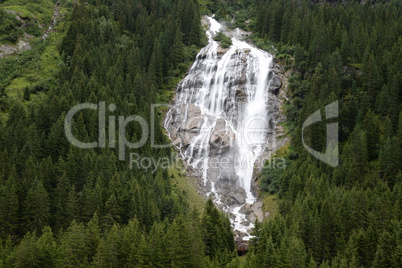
left=252, top=201, right=264, bottom=222
left=240, top=221, right=250, bottom=226
left=217, top=46, right=230, bottom=56
left=248, top=213, right=257, bottom=223
left=239, top=203, right=253, bottom=215
left=232, top=193, right=246, bottom=204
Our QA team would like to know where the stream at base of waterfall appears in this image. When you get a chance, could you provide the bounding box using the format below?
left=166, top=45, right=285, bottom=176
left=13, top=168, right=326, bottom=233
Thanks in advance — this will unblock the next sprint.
left=165, top=16, right=283, bottom=240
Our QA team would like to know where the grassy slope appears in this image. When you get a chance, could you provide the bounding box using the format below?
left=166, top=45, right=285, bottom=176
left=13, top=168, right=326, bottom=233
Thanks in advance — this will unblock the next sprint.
left=168, top=161, right=206, bottom=212
left=258, top=141, right=291, bottom=217
left=0, top=1, right=72, bottom=124
left=1, top=1, right=71, bottom=100
left=0, top=0, right=55, bottom=23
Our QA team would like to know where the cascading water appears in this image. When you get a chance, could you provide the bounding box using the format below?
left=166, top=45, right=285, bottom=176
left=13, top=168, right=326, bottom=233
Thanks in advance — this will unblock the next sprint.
left=165, top=16, right=277, bottom=239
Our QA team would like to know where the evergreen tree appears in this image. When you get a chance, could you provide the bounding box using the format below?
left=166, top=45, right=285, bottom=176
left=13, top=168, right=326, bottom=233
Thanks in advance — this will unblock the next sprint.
left=24, top=180, right=51, bottom=235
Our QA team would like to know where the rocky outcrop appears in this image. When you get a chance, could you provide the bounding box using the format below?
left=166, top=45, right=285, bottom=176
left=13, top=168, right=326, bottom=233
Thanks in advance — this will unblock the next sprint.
left=0, top=34, right=33, bottom=58
left=166, top=103, right=203, bottom=148
left=268, top=58, right=284, bottom=96
left=209, top=118, right=235, bottom=155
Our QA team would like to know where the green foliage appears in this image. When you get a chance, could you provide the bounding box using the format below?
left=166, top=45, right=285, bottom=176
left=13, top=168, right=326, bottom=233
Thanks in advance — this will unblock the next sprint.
left=0, top=8, right=21, bottom=43
left=0, top=0, right=55, bottom=44
left=202, top=199, right=235, bottom=264
left=0, top=0, right=55, bottom=25
left=213, top=32, right=232, bottom=48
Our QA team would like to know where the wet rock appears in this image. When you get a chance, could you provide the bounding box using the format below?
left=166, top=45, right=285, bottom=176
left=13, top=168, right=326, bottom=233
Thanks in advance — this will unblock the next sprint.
left=207, top=168, right=220, bottom=182
left=224, top=98, right=234, bottom=113
left=229, top=212, right=236, bottom=221
left=235, top=86, right=248, bottom=102
left=217, top=46, right=230, bottom=55
left=168, top=104, right=204, bottom=148
left=186, top=104, right=202, bottom=119
left=233, top=230, right=243, bottom=237
left=232, top=193, right=246, bottom=204
left=209, top=118, right=235, bottom=155
left=239, top=203, right=253, bottom=215
left=234, top=73, right=247, bottom=86
left=241, top=221, right=250, bottom=226
left=269, top=76, right=282, bottom=95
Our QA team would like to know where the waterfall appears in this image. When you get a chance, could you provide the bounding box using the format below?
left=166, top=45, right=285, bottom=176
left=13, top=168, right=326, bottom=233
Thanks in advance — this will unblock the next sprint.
left=165, top=16, right=275, bottom=239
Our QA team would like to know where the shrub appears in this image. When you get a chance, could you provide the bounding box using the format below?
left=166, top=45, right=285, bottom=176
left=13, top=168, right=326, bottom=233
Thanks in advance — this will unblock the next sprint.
left=213, top=32, right=232, bottom=48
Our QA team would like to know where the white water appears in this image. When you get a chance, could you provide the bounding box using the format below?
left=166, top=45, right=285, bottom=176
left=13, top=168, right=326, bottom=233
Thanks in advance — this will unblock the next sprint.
left=165, top=16, right=273, bottom=238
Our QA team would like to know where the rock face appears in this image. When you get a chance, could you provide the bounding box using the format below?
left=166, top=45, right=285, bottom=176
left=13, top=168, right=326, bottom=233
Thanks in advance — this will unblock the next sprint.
left=0, top=34, right=33, bottom=58
left=166, top=104, right=203, bottom=148
left=268, top=59, right=284, bottom=95
left=165, top=16, right=286, bottom=239
left=209, top=118, right=235, bottom=155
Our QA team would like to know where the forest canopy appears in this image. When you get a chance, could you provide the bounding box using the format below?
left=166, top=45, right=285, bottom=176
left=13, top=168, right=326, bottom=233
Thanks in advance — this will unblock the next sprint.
left=0, top=0, right=401, bottom=267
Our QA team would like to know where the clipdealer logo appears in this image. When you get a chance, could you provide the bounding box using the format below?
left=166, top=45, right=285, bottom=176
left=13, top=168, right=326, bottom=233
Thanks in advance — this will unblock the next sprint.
left=64, top=102, right=149, bottom=161
left=301, top=101, right=339, bottom=167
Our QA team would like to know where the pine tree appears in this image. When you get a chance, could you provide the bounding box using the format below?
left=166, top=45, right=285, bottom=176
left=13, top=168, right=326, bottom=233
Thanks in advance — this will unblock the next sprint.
left=103, top=194, right=122, bottom=229
left=201, top=199, right=234, bottom=262
left=344, top=126, right=368, bottom=185
left=0, top=176, right=19, bottom=239
left=171, top=27, right=185, bottom=66
left=92, top=224, right=120, bottom=267
left=363, top=110, right=380, bottom=161
left=66, top=185, right=79, bottom=224
left=9, top=231, right=38, bottom=268
left=34, top=226, right=57, bottom=268
left=363, top=54, right=381, bottom=109
left=165, top=215, right=205, bottom=267
left=57, top=220, right=90, bottom=267
left=24, top=180, right=50, bottom=234
left=119, top=219, right=142, bottom=266
left=54, top=172, right=71, bottom=231
left=148, top=39, right=164, bottom=87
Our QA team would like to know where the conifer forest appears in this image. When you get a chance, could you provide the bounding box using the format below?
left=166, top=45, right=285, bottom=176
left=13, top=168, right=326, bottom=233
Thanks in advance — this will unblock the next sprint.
left=0, top=0, right=401, bottom=267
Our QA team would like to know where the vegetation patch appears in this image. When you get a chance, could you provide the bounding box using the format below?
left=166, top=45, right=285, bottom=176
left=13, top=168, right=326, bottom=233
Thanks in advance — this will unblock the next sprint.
left=261, top=192, right=279, bottom=217
left=213, top=32, right=232, bottom=48
left=1, top=2, right=70, bottom=104
left=0, top=0, right=55, bottom=25
left=168, top=162, right=206, bottom=212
